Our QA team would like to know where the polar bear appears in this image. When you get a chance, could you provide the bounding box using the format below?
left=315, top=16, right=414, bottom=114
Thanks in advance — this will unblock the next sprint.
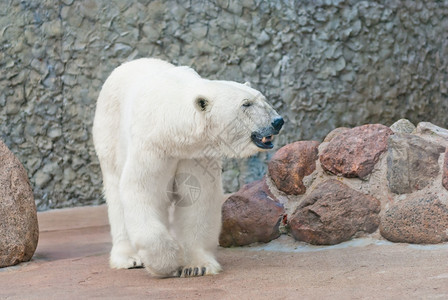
left=92, top=58, right=284, bottom=278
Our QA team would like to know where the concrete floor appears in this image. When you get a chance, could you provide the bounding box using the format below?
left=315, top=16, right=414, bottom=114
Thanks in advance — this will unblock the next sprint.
left=1, top=205, right=447, bottom=300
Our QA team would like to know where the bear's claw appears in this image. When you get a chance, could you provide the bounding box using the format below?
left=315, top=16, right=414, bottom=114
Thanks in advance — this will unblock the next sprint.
left=177, top=266, right=209, bottom=278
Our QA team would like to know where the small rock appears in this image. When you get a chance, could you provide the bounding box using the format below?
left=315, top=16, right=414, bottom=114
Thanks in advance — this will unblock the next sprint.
left=320, top=124, right=393, bottom=179
left=42, top=20, right=63, bottom=38
left=268, top=141, right=319, bottom=195
left=34, top=170, right=52, bottom=188
left=443, top=149, right=448, bottom=191
left=0, top=140, right=39, bottom=267
left=221, top=168, right=240, bottom=194
left=113, top=43, right=132, bottom=57
left=289, top=179, right=380, bottom=245
left=387, top=133, right=445, bottom=194
left=389, top=119, right=415, bottom=134
left=47, top=126, right=62, bottom=140
left=380, top=194, right=448, bottom=244
left=257, top=31, right=271, bottom=46
left=219, top=178, right=284, bottom=247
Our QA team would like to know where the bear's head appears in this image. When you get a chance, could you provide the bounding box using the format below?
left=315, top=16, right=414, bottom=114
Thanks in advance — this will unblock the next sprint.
left=193, top=80, right=284, bottom=158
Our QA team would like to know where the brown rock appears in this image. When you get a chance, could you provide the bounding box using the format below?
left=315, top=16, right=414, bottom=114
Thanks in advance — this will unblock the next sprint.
left=320, top=124, right=393, bottom=179
left=289, top=179, right=381, bottom=245
left=268, top=141, right=319, bottom=195
left=387, top=134, right=445, bottom=194
left=219, top=178, right=285, bottom=247
left=0, top=141, right=39, bottom=267
left=443, top=149, right=448, bottom=191
left=380, top=194, right=448, bottom=244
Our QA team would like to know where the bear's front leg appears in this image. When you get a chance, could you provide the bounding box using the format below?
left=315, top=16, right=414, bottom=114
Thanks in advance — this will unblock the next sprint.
left=120, top=153, right=183, bottom=277
left=171, top=159, right=224, bottom=277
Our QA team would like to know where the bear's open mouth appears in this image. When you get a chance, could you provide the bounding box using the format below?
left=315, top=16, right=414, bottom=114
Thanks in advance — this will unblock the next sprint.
left=251, top=133, right=275, bottom=149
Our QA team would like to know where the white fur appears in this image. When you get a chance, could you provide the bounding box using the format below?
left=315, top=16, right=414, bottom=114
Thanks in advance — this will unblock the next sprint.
left=92, top=58, right=280, bottom=277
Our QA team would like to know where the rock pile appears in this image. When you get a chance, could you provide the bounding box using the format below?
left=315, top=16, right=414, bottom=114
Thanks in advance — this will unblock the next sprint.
left=0, top=141, right=39, bottom=267
left=220, top=120, right=448, bottom=247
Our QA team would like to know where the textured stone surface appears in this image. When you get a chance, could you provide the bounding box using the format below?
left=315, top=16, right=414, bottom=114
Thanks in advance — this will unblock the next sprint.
left=443, top=149, right=448, bottom=191
left=389, top=119, right=415, bottom=134
left=2, top=1, right=448, bottom=209
left=289, top=180, right=380, bottom=245
left=387, top=133, right=445, bottom=194
left=219, top=178, right=284, bottom=247
left=320, top=124, right=393, bottom=178
left=415, top=122, right=448, bottom=140
left=380, top=195, right=448, bottom=244
left=0, top=141, right=39, bottom=267
left=268, top=141, right=319, bottom=195
left=323, top=127, right=350, bottom=142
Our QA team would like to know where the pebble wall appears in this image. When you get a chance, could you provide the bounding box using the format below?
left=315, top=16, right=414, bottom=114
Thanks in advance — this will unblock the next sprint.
left=1, top=0, right=447, bottom=209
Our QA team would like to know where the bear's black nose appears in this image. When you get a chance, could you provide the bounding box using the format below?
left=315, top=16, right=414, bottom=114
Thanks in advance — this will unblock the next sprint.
left=271, top=117, right=284, bottom=133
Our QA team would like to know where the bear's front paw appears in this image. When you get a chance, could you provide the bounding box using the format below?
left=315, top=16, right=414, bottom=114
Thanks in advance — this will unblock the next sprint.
left=139, top=238, right=184, bottom=278
left=110, top=242, right=143, bottom=269
left=176, top=261, right=222, bottom=278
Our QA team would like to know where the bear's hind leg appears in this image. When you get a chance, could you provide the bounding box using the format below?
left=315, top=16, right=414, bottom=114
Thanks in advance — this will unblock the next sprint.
left=104, top=173, right=143, bottom=269
left=172, top=159, right=224, bottom=277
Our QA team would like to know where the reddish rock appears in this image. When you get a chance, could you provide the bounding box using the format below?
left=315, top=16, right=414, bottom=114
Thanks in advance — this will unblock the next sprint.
left=0, top=141, right=39, bottom=267
left=320, top=124, right=393, bottom=179
left=268, top=141, right=319, bottom=195
left=323, top=127, right=350, bottom=142
left=289, top=179, right=381, bottom=245
left=219, top=178, right=285, bottom=247
left=443, top=149, right=448, bottom=191
left=380, top=194, right=448, bottom=244
left=387, top=134, right=445, bottom=194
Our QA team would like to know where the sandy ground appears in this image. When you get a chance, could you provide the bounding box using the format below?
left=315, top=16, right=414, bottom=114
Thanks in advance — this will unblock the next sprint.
left=1, top=205, right=447, bottom=300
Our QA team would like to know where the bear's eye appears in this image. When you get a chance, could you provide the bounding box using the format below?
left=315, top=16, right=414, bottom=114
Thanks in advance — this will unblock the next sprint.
left=242, top=101, right=253, bottom=107
left=196, top=98, right=208, bottom=111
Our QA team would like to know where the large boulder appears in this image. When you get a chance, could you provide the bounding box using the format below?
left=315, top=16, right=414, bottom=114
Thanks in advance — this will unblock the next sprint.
left=320, top=124, right=393, bottom=179
left=219, top=178, right=285, bottom=247
left=289, top=179, right=381, bottom=245
left=387, top=133, right=445, bottom=194
left=380, top=194, right=448, bottom=244
left=0, top=141, right=39, bottom=267
left=268, top=141, right=319, bottom=195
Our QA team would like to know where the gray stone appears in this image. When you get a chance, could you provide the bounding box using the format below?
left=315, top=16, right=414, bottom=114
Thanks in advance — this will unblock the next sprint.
left=113, top=43, right=133, bottom=57
left=387, top=133, right=445, bottom=194
left=415, top=122, right=448, bottom=140
left=257, top=31, right=270, bottom=46
left=390, top=119, right=415, bottom=134
left=221, top=169, right=240, bottom=194
left=0, top=140, right=39, bottom=267
left=34, top=170, right=52, bottom=188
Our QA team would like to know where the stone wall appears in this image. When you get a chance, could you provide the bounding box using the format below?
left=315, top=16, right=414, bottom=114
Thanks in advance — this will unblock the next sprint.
left=1, top=0, right=448, bottom=210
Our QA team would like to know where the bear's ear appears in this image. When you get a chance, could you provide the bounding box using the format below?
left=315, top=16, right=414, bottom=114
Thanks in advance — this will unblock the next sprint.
left=244, top=81, right=251, bottom=87
left=194, top=97, right=212, bottom=112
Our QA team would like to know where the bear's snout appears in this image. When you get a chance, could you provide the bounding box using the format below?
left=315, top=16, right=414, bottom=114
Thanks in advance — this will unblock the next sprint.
left=271, top=116, right=284, bottom=134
